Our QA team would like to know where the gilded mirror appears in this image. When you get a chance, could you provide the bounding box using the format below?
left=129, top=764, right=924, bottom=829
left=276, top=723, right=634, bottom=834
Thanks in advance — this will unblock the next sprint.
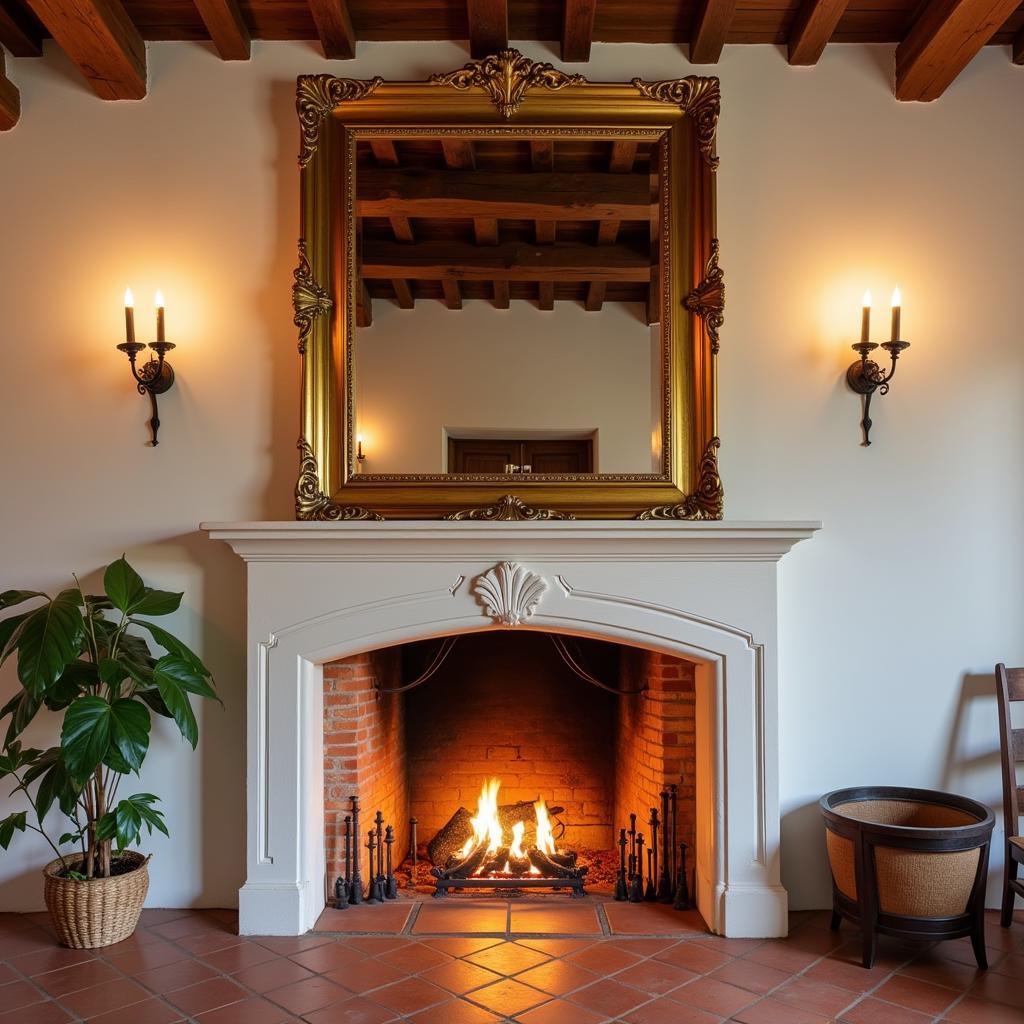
left=293, top=51, right=724, bottom=520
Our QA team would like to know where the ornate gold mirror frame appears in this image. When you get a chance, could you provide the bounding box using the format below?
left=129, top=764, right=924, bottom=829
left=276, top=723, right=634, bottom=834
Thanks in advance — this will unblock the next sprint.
left=293, top=50, right=723, bottom=521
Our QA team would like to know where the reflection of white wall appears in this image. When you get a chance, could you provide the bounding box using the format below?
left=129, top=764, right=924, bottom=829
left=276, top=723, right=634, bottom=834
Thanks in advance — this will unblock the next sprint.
left=355, top=299, right=659, bottom=473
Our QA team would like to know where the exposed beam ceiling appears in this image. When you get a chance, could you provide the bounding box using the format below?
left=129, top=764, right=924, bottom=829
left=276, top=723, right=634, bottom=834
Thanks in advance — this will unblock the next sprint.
left=192, top=0, right=249, bottom=60
left=466, top=0, right=507, bottom=58
left=0, top=49, right=20, bottom=130
left=562, top=0, right=597, bottom=62
left=23, top=0, right=145, bottom=99
left=1014, top=25, right=1024, bottom=61
left=0, top=2, right=43, bottom=56
left=896, top=0, right=1022, bottom=100
left=788, top=0, right=851, bottom=65
left=690, top=0, right=737, bottom=63
left=307, top=0, right=355, bottom=59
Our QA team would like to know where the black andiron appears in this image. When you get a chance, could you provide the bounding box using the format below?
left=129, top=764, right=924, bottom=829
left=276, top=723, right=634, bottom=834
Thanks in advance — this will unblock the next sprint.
left=615, top=788, right=690, bottom=912
left=332, top=795, right=399, bottom=907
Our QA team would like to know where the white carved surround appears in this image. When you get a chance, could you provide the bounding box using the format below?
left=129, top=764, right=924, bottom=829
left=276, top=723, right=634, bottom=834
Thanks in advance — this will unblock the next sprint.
left=205, top=520, right=819, bottom=937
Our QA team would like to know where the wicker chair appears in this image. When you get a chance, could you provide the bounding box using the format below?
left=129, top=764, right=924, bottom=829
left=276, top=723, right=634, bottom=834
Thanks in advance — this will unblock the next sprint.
left=996, top=663, right=1024, bottom=927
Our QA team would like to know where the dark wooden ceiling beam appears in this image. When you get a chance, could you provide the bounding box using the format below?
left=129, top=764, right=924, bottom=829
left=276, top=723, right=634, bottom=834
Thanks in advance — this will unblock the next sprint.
left=1013, top=26, right=1024, bottom=63
left=0, top=3, right=43, bottom=57
left=466, top=0, right=507, bottom=58
left=895, top=0, right=1022, bottom=100
left=23, top=0, right=146, bottom=99
left=308, top=0, right=356, bottom=59
left=562, top=0, right=597, bottom=62
left=442, top=278, right=462, bottom=309
left=391, top=278, right=414, bottom=308
left=358, top=168, right=652, bottom=222
left=192, top=0, right=250, bottom=60
left=0, top=50, right=20, bottom=130
left=690, top=0, right=737, bottom=64
left=439, top=139, right=498, bottom=247
left=361, top=239, right=652, bottom=282
left=530, top=140, right=556, bottom=245
left=787, top=0, right=850, bottom=65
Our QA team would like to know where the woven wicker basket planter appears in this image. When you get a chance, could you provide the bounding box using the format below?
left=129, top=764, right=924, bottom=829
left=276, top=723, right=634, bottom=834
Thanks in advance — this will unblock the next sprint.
left=821, top=787, right=993, bottom=969
left=43, top=851, right=150, bottom=948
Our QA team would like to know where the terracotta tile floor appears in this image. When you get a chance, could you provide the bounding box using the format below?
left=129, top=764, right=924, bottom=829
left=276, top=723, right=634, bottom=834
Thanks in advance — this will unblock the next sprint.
left=1, top=906, right=1022, bottom=1022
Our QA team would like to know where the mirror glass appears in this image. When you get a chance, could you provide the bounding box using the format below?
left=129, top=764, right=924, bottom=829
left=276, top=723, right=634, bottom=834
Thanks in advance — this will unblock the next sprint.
left=351, top=133, right=665, bottom=477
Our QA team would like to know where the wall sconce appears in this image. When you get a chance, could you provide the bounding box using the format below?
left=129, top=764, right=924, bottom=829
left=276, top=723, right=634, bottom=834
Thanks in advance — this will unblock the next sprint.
left=116, top=288, right=176, bottom=446
left=845, top=288, right=910, bottom=446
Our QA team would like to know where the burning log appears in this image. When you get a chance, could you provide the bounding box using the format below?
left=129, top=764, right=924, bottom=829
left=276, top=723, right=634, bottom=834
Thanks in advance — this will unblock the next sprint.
left=427, top=798, right=560, bottom=866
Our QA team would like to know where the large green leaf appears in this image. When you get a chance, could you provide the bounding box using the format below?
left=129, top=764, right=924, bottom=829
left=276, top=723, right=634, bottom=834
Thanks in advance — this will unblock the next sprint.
left=0, top=611, right=31, bottom=661
left=96, top=793, right=167, bottom=850
left=44, top=661, right=97, bottom=712
left=13, top=590, right=86, bottom=698
left=104, top=557, right=146, bottom=615
left=138, top=688, right=174, bottom=719
left=154, top=655, right=219, bottom=703
left=130, top=619, right=211, bottom=677
left=0, top=811, right=27, bottom=850
left=28, top=748, right=80, bottom=821
left=0, top=590, right=45, bottom=610
left=153, top=661, right=198, bottom=748
left=61, top=697, right=111, bottom=781
left=131, top=590, right=183, bottom=617
left=0, top=740, right=42, bottom=777
left=108, top=700, right=150, bottom=773
left=0, top=689, right=40, bottom=745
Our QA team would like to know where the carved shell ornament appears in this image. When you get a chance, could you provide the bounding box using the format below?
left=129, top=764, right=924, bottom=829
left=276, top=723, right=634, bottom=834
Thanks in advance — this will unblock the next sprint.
left=292, top=239, right=332, bottom=355
left=473, top=562, right=549, bottom=626
left=430, top=49, right=586, bottom=119
left=684, top=238, right=725, bottom=354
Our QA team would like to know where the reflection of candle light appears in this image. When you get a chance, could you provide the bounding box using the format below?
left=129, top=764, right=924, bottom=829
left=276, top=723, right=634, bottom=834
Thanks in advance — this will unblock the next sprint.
left=155, top=290, right=166, bottom=342
left=124, top=288, right=135, bottom=343
left=860, top=290, right=871, bottom=344
left=356, top=433, right=365, bottom=461
left=890, top=286, right=901, bottom=342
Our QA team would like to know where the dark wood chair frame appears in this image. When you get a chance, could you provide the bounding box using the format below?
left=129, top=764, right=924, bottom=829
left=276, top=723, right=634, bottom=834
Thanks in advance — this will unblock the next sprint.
left=820, top=786, right=994, bottom=969
left=996, top=663, right=1024, bottom=927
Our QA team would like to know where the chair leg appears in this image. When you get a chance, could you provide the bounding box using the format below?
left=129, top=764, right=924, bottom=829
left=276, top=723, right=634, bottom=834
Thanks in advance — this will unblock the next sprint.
left=861, top=925, right=877, bottom=969
left=830, top=908, right=841, bottom=931
left=1000, top=856, right=1018, bottom=928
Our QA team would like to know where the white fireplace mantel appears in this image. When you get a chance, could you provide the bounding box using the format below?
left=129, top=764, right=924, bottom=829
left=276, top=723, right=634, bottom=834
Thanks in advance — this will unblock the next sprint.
left=205, top=520, right=819, bottom=937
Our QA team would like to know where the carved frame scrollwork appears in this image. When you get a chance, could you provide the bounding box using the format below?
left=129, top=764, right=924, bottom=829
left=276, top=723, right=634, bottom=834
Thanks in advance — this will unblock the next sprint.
left=294, top=50, right=723, bottom=520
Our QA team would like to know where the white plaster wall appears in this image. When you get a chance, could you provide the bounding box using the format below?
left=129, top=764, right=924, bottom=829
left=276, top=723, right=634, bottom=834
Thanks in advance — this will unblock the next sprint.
left=1, top=39, right=1022, bottom=911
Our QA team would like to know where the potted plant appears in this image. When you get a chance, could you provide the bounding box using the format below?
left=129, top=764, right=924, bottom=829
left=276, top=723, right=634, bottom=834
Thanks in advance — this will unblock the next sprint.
left=0, top=556, right=218, bottom=948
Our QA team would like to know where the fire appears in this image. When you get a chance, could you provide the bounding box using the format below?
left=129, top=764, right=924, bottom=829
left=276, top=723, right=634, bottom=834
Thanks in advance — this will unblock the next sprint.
left=460, top=777, right=503, bottom=858
left=534, top=798, right=556, bottom=855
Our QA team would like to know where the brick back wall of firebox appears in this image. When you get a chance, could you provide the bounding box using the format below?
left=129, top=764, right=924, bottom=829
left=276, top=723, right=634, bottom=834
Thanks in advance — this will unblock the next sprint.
left=404, top=633, right=619, bottom=850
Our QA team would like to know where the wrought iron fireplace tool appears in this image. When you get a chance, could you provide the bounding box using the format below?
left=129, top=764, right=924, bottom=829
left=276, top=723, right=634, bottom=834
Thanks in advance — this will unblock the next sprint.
left=673, top=842, right=691, bottom=910
left=615, top=828, right=629, bottom=901
left=658, top=789, right=673, bottom=902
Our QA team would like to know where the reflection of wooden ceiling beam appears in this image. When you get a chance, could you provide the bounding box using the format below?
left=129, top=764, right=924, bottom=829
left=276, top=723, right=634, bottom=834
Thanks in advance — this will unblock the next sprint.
left=467, top=0, right=507, bottom=58
left=368, top=139, right=415, bottom=243
left=361, top=240, right=652, bottom=282
left=787, top=0, right=849, bottom=65
left=530, top=140, right=556, bottom=246
left=24, top=0, right=146, bottom=99
left=0, top=3, right=43, bottom=56
left=439, top=139, right=497, bottom=247
left=690, top=0, right=737, bottom=63
left=358, top=169, right=652, bottom=221
left=895, top=0, right=1021, bottom=100
left=1015, top=28, right=1024, bottom=64
left=562, top=0, right=597, bottom=61
left=193, top=0, right=250, bottom=59
left=0, top=51, right=20, bottom=130
left=308, top=0, right=356, bottom=59
left=588, top=140, right=638, bottom=310
left=356, top=280, right=372, bottom=326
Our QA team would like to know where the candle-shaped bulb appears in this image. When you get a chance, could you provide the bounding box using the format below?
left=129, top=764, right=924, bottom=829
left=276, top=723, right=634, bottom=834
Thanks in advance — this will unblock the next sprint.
left=124, top=287, right=136, bottom=343
left=860, top=290, right=872, bottom=344
left=155, top=290, right=166, bottom=343
left=890, top=286, right=902, bottom=342
left=356, top=433, right=365, bottom=460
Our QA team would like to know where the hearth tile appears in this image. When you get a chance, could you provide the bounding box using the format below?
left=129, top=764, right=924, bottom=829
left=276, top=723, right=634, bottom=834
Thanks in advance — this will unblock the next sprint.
left=670, top=976, right=757, bottom=1016
left=653, top=941, right=731, bottom=974
left=804, top=955, right=894, bottom=993
left=35, top=957, right=121, bottom=996
left=174, top=930, right=247, bottom=956
left=732, top=996, right=834, bottom=1023
left=942, top=995, right=1024, bottom=1024
left=603, top=903, right=707, bottom=936
left=203, top=941, right=281, bottom=974
left=419, top=937, right=504, bottom=957
left=871, top=974, right=959, bottom=1016
left=513, top=958, right=599, bottom=996
left=898, top=955, right=981, bottom=991
left=164, top=976, right=247, bottom=1016
left=614, top=956, right=697, bottom=995
left=839, top=997, right=933, bottom=1023
left=707, top=957, right=792, bottom=994
left=152, top=913, right=228, bottom=942
left=743, top=940, right=825, bottom=973
left=262, top=974, right=350, bottom=1015
left=696, top=935, right=765, bottom=957
left=622, top=995, right=722, bottom=1023
left=193, top=997, right=297, bottom=1023
left=341, top=936, right=410, bottom=955
left=408, top=999, right=502, bottom=1023
left=515, top=998, right=607, bottom=1024
left=289, top=941, right=368, bottom=974
left=323, top=956, right=406, bottom=993
left=465, top=977, right=551, bottom=1015
left=419, top=958, right=502, bottom=994
left=466, top=940, right=551, bottom=976
left=104, top=939, right=191, bottom=975
left=566, top=941, right=643, bottom=974
left=606, top=937, right=679, bottom=956
left=59, top=976, right=152, bottom=1018
left=508, top=904, right=603, bottom=936
left=771, top=976, right=860, bottom=1017
left=252, top=934, right=335, bottom=957
left=304, top=997, right=397, bottom=1023
left=135, top=956, right=219, bottom=992
left=9, top=944, right=95, bottom=976
left=315, top=903, right=414, bottom=934
left=412, top=902, right=508, bottom=935
left=88, top=998, right=186, bottom=1023
left=515, top=937, right=594, bottom=957
left=0, top=1001, right=74, bottom=1024
left=568, top=977, right=649, bottom=1016
left=0, top=978, right=46, bottom=1011
left=232, top=956, right=315, bottom=993
left=377, top=941, right=452, bottom=973
left=961, top=967, right=1024, bottom=1008
left=367, top=975, right=449, bottom=1014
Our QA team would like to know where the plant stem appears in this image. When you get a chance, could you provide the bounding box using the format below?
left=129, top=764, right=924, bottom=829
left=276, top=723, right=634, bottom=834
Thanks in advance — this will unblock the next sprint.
left=9, top=769, right=68, bottom=870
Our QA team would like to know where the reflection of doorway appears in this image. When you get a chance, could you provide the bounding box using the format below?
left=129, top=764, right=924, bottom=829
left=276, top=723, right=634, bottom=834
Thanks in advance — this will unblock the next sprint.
left=447, top=436, right=594, bottom=473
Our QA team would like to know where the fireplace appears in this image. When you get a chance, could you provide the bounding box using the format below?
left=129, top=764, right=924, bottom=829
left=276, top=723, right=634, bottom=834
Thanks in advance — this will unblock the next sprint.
left=322, top=632, right=697, bottom=901
left=204, top=519, right=819, bottom=936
